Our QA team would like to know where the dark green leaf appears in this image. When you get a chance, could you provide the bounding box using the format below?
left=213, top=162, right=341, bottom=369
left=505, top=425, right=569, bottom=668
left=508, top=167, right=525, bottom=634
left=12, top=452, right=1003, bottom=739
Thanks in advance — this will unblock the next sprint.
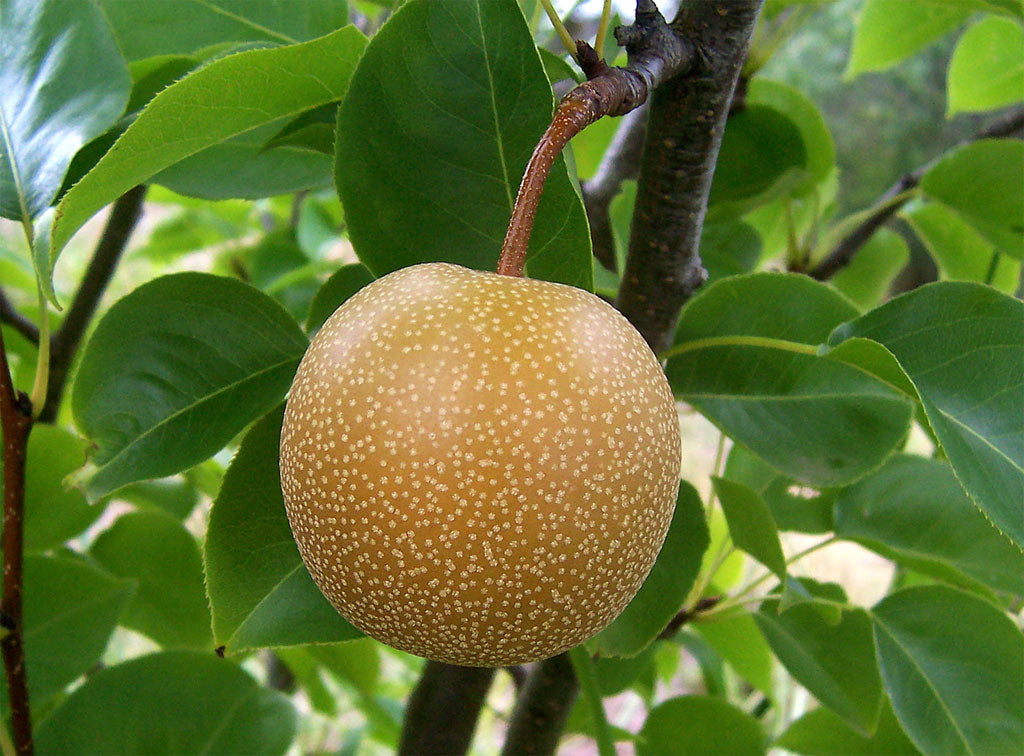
left=831, top=228, right=910, bottom=310
left=694, top=612, right=774, bottom=696
left=871, top=585, right=1024, bottom=755
left=712, top=476, right=786, bottom=582
left=335, top=0, right=592, bottom=290
left=48, top=26, right=367, bottom=286
left=637, top=696, right=767, bottom=755
left=776, top=700, right=919, bottom=756
left=920, top=140, right=1024, bottom=258
left=847, top=0, right=970, bottom=76
left=592, top=645, right=657, bottom=697
left=593, top=482, right=710, bottom=657
left=306, top=263, right=376, bottom=334
left=116, top=476, right=198, bottom=520
left=835, top=454, right=1024, bottom=598
left=239, top=229, right=320, bottom=321
left=90, top=510, right=213, bottom=649
left=1, top=555, right=132, bottom=713
left=72, top=273, right=309, bottom=500
left=98, top=0, right=350, bottom=60
left=947, top=16, right=1024, bottom=116
left=0, top=0, right=130, bottom=221
left=204, top=407, right=363, bottom=652
left=756, top=582, right=882, bottom=733
left=35, top=651, right=297, bottom=754
left=263, top=103, right=339, bottom=154
left=665, top=274, right=913, bottom=487
left=700, top=222, right=763, bottom=286
left=829, top=282, right=1024, bottom=549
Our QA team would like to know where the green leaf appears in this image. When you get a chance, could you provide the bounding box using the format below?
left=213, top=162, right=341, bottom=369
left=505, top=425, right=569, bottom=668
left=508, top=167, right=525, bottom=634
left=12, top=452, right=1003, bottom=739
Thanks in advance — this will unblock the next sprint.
left=47, top=26, right=367, bottom=287
left=97, top=0, right=350, bottom=60
left=262, top=103, right=339, bottom=154
left=920, top=140, right=1024, bottom=258
left=305, top=262, right=376, bottom=334
left=0, top=0, right=130, bottom=221
left=723, top=443, right=836, bottom=534
left=829, top=282, right=1024, bottom=549
left=776, top=700, right=920, bottom=756
left=711, top=477, right=786, bottom=582
left=335, top=0, right=593, bottom=290
left=117, top=476, right=199, bottom=520
left=591, top=645, right=657, bottom=697
left=747, top=79, right=836, bottom=197
left=35, top=651, right=298, bottom=754
left=665, top=273, right=913, bottom=487
left=871, top=585, right=1024, bottom=755
left=1, top=555, right=132, bottom=713
left=72, top=273, right=308, bottom=500
left=593, top=483, right=710, bottom=657
left=239, top=229, right=320, bottom=321
left=847, top=0, right=970, bottom=77
left=831, top=228, right=910, bottom=310
left=90, top=510, right=213, bottom=649
left=204, top=407, right=363, bottom=652
left=755, top=582, right=882, bottom=733
left=835, top=454, right=1024, bottom=598
left=903, top=201, right=1020, bottom=294
left=637, top=696, right=767, bottom=756
left=2, top=425, right=99, bottom=552
left=694, top=612, right=774, bottom=696
left=948, top=16, right=1024, bottom=115
left=700, top=222, right=763, bottom=286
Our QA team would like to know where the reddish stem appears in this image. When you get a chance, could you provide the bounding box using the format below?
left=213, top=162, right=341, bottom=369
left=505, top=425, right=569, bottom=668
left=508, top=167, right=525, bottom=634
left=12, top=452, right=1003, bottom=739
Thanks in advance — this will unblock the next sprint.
left=0, top=328, right=33, bottom=755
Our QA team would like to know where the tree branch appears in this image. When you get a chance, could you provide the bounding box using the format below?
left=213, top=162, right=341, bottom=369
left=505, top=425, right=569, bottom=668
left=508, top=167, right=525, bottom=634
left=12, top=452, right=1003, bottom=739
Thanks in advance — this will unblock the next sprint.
left=0, top=292, right=38, bottom=346
left=582, top=105, right=648, bottom=272
left=40, top=186, right=147, bottom=422
left=615, top=0, right=764, bottom=354
left=809, top=107, right=1024, bottom=281
left=500, top=653, right=578, bottom=756
left=0, top=327, right=33, bottom=755
left=398, top=662, right=496, bottom=756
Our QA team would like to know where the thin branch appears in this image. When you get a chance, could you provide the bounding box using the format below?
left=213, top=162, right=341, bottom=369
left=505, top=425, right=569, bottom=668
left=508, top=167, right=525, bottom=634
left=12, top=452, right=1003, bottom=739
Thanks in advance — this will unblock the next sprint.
left=809, top=107, right=1024, bottom=281
left=0, top=327, right=33, bottom=755
left=500, top=653, right=578, bottom=756
left=497, top=0, right=695, bottom=277
left=616, top=0, right=765, bottom=353
left=657, top=595, right=722, bottom=639
left=582, top=105, right=649, bottom=271
left=40, top=186, right=147, bottom=422
left=0, top=291, right=38, bottom=346
left=397, top=662, right=496, bottom=756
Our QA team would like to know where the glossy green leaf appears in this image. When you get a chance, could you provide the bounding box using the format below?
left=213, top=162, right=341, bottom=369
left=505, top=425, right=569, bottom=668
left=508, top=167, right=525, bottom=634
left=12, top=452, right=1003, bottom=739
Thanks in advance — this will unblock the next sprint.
left=72, top=273, right=308, bottom=500
left=831, top=228, right=910, bottom=310
left=712, top=476, right=786, bottom=582
left=903, top=201, right=1020, bottom=294
left=98, top=0, right=350, bottom=60
left=335, top=0, right=592, bottom=290
left=776, top=700, right=919, bottom=756
left=1, top=555, right=132, bottom=713
left=871, top=585, right=1024, bottom=755
left=593, top=482, right=710, bottom=657
left=47, top=26, right=367, bottom=285
left=829, top=282, right=1024, bottom=549
left=204, top=407, right=363, bottom=652
left=747, top=79, right=836, bottom=196
left=948, top=16, right=1024, bottom=115
left=665, top=274, right=913, bottom=487
left=920, top=140, right=1024, bottom=258
left=694, top=612, right=774, bottom=696
left=0, top=0, right=130, bottom=221
left=847, top=0, right=970, bottom=76
left=637, top=696, right=767, bottom=756
left=723, top=443, right=835, bottom=534
left=306, top=262, right=376, bottom=334
left=90, top=511, right=213, bottom=649
left=1, top=425, right=99, bottom=552
left=835, top=454, right=1024, bottom=598
left=756, top=582, right=882, bottom=733
left=35, top=651, right=297, bottom=754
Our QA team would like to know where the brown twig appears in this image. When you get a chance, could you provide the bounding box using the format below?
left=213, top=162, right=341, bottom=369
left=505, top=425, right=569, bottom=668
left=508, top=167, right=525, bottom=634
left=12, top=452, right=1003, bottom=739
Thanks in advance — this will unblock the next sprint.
left=398, top=662, right=496, bottom=756
left=500, top=652, right=578, bottom=756
left=496, top=1, right=694, bottom=277
left=0, top=327, right=33, bottom=755
left=809, top=107, right=1024, bottom=281
left=657, top=595, right=722, bottom=639
left=0, top=291, right=38, bottom=346
left=40, top=186, right=147, bottom=422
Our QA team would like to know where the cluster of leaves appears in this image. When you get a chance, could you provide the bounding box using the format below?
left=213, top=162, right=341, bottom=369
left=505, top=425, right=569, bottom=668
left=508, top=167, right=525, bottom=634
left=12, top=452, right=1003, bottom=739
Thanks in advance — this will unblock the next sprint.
left=1, top=0, right=1022, bottom=753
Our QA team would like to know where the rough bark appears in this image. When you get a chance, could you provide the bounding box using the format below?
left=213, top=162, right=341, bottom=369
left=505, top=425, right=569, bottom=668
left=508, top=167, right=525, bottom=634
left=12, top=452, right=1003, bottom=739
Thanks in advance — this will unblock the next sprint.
left=398, top=662, right=497, bottom=756
left=499, top=653, right=578, bottom=756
